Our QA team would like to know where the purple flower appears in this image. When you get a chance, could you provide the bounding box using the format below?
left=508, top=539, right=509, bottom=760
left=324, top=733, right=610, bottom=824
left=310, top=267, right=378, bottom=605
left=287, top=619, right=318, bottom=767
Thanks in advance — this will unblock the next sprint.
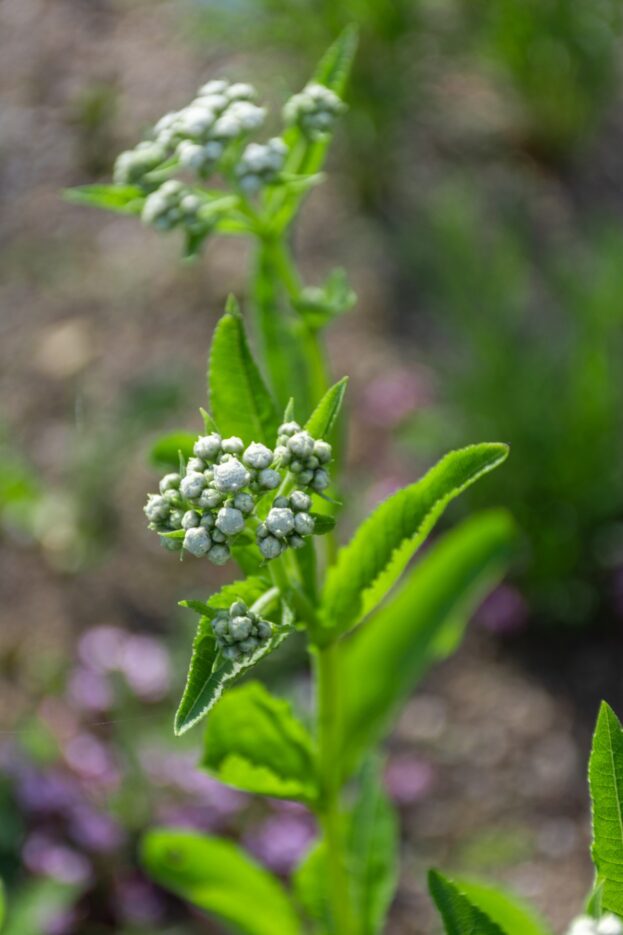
left=362, top=370, right=432, bottom=428
left=63, top=733, right=120, bottom=787
left=68, top=804, right=125, bottom=852
left=16, top=767, right=82, bottom=816
left=117, top=875, right=167, bottom=925
left=67, top=666, right=114, bottom=713
left=23, top=832, right=92, bottom=886
left=385, top=754, right=434, bottom=805
left=78, top=626, right=126, bottom=672
left=118, top=635, right=171, bottom=701
left=475, top=584, right=528, bottom=636
left=244, top=813, right=316, bottom=874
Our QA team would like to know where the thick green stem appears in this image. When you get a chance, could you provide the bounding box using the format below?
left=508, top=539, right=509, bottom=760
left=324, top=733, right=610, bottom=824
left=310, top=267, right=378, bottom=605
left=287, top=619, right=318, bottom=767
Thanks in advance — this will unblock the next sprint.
left=315, top=640, right=356, bottom=935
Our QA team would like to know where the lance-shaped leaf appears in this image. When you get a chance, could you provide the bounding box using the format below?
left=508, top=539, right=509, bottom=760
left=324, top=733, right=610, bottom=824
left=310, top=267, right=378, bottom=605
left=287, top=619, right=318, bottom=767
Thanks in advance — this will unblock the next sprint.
left=202, top=681, right=318, bottom=802
left=208, top=299, right=280, bottom=445
left=318, top=443, right=509, bottom=642
left=429, top=870, right=509, bottom=935
left=337, top=510, right=516, bottom=778
left=142, top=829, right=301, bottom=935
left=149, top=431, right=197, bottom=470
left=589, top=701, right=623, bottom=916
left=350, top=758, right=399, bottom=935
left=175, top=577, right=286, bottom=735
left=305, top=377, right=348, bottom=440
left=450, top=879, right=553, bottom=935
left=293, top=840, right=331, bottom=934
left=64, top=184, right=146, bottom=215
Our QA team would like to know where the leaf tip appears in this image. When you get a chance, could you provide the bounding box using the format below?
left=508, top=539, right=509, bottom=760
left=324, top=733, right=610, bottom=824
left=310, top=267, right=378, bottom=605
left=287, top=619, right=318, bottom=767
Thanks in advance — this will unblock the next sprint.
left=224, top=294, right=242, bottom=318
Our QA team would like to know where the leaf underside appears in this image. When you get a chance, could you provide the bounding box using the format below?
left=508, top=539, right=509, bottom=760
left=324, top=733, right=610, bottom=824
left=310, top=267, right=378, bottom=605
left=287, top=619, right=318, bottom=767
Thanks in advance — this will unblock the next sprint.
left=429, top=871, right=509, bottom=935
left=589, top=701, right=623, bottom=915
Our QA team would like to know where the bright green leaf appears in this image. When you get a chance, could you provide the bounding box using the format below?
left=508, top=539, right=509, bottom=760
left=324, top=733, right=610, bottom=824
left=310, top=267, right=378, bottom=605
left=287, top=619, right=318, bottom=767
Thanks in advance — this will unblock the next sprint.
left=452, top=878, right=553, bottom=935
left=293, top=841, right=332, bottom=934
left=142, top=829, right=301, bottom=935
left=305, top=377, right=348, bottom=440
left=313, top=23, right=359, bottom=95
left=202, top=681, right=318, bottom=802
left=319, top=443, right=509, bottom=641
left=589, top=701, right=623, bottom=916
left=64, top=184, right=145, bottom=214
left=350, top=758, right=399, bottom=935
left=149, top=431, right=197, bottom=469
left=429, top=870, right=509, bottom=935
left=208, top=301, right=280, bottom=445
left=337, top=511, right=516, bottom=778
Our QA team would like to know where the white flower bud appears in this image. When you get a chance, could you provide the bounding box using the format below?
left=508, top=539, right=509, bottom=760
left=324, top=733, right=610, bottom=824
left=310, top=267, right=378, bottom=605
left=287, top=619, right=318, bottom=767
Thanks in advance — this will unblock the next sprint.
left=258, top=468, right=281, bottom=489
left=229, top=101, right=266, bottom=131
left=213, top=458, right=250, bottom=492
left=598, top=917, right=623, bottom=935
left=289, top=534, right=305, bottom=549
left=290, top=490, right=311, bottom=512
left=230, top=615, right=253, bottom=640
left=230, top=600, right=247, bottom=617
left=312, top=469, right=330, bottom=491
left=266, top=507, right=295, bottom=538
left=160, top=179, right=184, bottom=198
left=183, top=526, right=211, bottom=557
left=211, top=529, right=226, bottom=543
left=159, top=473, right=181, bottom=493
left=221, top=436, right=245, bottom=455
left=163, top=489, right=181, bottom=506
left=290, top=460, right=303, bottom=473
left=199, top=487, right=224, bottom=509
left=259, top=535, right=282, bottom=560
left=169, top=509, right=184, bottom=528
left=194, top=434, right=222, bottom=460
left=177, top=140, right=206, bottom=169
left=180, top=472, right=207, bottom=499
left=198, top=79, right=229, bottom=96
left=213, top=113, right=242, bottom=138
left=239, top=175, right=262, bottom=195
left=293, top=512, right=315, bottom=536
left=256, top=522, right=269, bottom=538
left=204, top=140, right=224, bottom=160
left=200, top=513, right=215, bottom=529
left=144, top=495, right=170, bottom=522
left=278, top=421, right=301, bottom=437
left=161, top=536, right=183, bottom=552
left=567, top=918, right=597, bottom=935
left=288, top=431, right=315, bottom=459
left=299, top=469, right=314, bottom=485
left=216, top=506, right=245, bottom=536
left=178, top=106, right=214, bottom=137
left=187, top=457, right=205, bottom=473
left=243, top=442, right=273, bottom=469
left=256, top=620, right=272, bottom=639
left=142, top=192, right=170, bottom=226
left=273, top=496, right=289, bottom=509
left=227, top=82, right=257, bottom=101
left=181, top=510, right=201, bottom=529
left=239, top=637, right=259, bottom=653
left=313, top=440, right=332, bottom=463
left=233, top=492, right=255, bottom=514
left=208, top=543, right=230, bottom=565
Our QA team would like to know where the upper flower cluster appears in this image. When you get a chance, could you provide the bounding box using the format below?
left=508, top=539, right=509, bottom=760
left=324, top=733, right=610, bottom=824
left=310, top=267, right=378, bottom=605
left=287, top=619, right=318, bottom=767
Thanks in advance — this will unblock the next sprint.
left=567, top=915, right=623, bottom=935
left=144, top=422, right=333, bottom=566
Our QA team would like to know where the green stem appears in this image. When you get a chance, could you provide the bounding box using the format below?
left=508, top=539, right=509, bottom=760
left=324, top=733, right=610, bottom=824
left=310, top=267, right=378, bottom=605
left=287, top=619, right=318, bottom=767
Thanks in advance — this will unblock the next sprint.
left=315, top=640, right=356, bottom=935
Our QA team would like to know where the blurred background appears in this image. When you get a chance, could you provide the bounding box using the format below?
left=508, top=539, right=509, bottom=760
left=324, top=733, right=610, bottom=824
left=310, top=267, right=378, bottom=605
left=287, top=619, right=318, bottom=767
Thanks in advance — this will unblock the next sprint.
left=2, top=0, right=623, bottom=931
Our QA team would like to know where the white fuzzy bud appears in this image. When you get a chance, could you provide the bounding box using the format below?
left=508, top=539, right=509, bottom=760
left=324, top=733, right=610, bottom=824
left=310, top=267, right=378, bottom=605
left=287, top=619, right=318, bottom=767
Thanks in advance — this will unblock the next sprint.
left=313, top=439, right=332, bottom=463
left=198, top=79, right=229, bottom=96
left=258, top=468, right=281, bottom=490
left=290, top=490, right=311, bottom=512
left=599, top=917, right=623, bottom=935
left=208, top=543, right=230, bottom=565
left=293, top=512, right=315, bottom=536
left=186, top=457, right=205, bottom=473
left=199, top=487, right=224, bottom=509
left=221, top=436, right=245, bottom=455
left=216, top=506, right=245, bottom=536
left=227, top=82, right=257, bottom=101
left=181, top=510, right=201, bottom=529
left=278, top=421, right=301, bottom=437
left=183, top=526, right=211, bottom=557
left=229, top=615, right=253, bottom=640
left=230, top=600, right=247, bottom=617
left=159, top=473, right=181, bottom=493
left=213, top=458, right=250, bottom=492
left=567, top=919, right=597, bottom=935
left=243, top=443, right=273, bottom=470
left=194, top=434, right=222, bottom=460
left=144, top=495, right=170, bottom=522
left=259, top=535, right=282, bottom=560
left=312, top=469, right=330, bottom=491
left=287, top=431, right=315, bottom=459
left=266, top=507, right=295, bottom=538
left=180, top=472, right=207, bottom=499
left=233, top=492, right=255, bottom=514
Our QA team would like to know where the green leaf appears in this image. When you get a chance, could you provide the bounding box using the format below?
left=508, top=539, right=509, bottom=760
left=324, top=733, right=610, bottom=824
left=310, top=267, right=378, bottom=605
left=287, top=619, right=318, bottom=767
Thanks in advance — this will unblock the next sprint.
left=313, top=23, right=359, bottom=96
left=208, top=300, right=280, bottom=445
left=337, top=510, right=516, bottom=778
left=451, top=878, right=553, bottom=935
left=305, top=377, right=348, bottom=440
left=2, top=880, right=80, bottom=935
left=310, top=512, right=336, bottom=535
left=175, top=577, right=286, bottom=735
left=350, top=758, right=399, bottom=935
left=589, top=701, right=623, bottom=916
left=142, top=829, right=301, bottom=935
left=200, top=407, right=219, bottom=434
left=293, top=841, right=331, bottom=933
left=149, top=431, right=197, bottom=469
left=319, top=443, right=509, bottom=641
left=202, top=681, right=318, bottom=802
left=295, top=268, right=356, bottom=329
left=429, top=870, right=509, bottom=935
left=64, top=184, right=145, bottom=215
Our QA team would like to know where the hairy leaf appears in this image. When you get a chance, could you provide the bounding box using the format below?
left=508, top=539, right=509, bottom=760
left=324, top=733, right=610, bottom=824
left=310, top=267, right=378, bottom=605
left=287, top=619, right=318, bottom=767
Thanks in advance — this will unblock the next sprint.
left=305, top=377, right=348, bottom=440
left=64, top=184, right=145, bottom=214
left=319, top=443, right=509, bottom=641
left=142, top=829, right=301, bottom=935
left=350, top=759, right=399, bottom=935
left=202, top=681, right=318, bottom=802
left=429, top=870, right=509, bottom=935
left=149, top=431, right=196, bottom=470
left=452, top=879, right=552, bottom=935
left=338, top=511, right=516, bottom=778
left=208, top=300, right=279, bottom=445
left=589, top=701, right=623, bottom=915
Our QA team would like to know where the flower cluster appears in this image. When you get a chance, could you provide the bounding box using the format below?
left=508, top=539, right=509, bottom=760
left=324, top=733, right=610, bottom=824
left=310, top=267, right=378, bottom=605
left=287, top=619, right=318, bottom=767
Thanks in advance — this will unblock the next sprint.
left=211, top=599, right=272, bottom=661
left=567, top=916, right=623, bottom=935
left=256, top=490, right=315, bottom=559
left=144, top=426, right=332, bottom=566
left=283, top=82, right=346, bottom=140
left=142, top=180, right=203, bottom=233
left=236, top=138, right=289, bottom=194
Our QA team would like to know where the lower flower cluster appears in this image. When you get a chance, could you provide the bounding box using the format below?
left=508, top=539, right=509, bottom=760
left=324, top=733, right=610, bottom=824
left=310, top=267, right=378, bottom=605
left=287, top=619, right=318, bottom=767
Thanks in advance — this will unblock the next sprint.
left=567, top=916, right=623, bottom=935
left=211, top=599, right=272, bottom=662
left=144, top=423, right=331, bottom=566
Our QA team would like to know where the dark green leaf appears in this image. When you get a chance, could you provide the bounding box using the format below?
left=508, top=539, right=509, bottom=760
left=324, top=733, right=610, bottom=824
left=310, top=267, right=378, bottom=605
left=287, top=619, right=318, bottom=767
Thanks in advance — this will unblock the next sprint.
left=589, top=701, right=623, bottom=916
left=429, top=870, right=509, bottom=935
left=149, top=431, right=197, bottom=470
left=337, top=511, right=516, bottom=778
left=293, top=841, right=331, bottom=933
left=202, top=681, right=318, bottom=802
left=310, top=512, right=336, bottom=535
left=319, top=443, right=509, bottom=641
left=142, top=829, right=301, bottom=935
left=64, top=184, right=145, bottom=215
left=208, top=300, right=280, bottom=445
left=451, top=879, right=553, bottom=935
left=305, top=377, right=348, bottom=440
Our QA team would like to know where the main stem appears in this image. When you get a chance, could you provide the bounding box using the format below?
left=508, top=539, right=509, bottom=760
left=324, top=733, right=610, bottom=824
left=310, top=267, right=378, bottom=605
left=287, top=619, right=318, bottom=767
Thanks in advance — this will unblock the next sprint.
left=315, top=640, right=355, bottom=935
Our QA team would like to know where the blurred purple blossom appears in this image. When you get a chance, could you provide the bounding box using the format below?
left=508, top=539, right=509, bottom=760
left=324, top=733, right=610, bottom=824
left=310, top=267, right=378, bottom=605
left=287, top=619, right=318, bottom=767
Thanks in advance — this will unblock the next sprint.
left=63, top=733, right=120, bottom=787
left=118, top=635, right=171, bottom=701
left=78, top=626, right=126, bottom=672
left=385, top=754, right=435, bottom=805
left=117, top=875, right=167, bottom=925
left=44, top=908, right=81, bottom=935
left=244, top=811, right=316, bottom=874
left=141, top=748, right=247, bottom=816
left=362, top=369, right=432, bottom=428
left=16, top=766, right=82, bottom=815
left=68, top=803, right=125, bottom=852
left=67, top=666, right=114, bottom=713
left=475, top=584, right=529, bottom=636
left=366, top=472, right=412, bottom=510
left=23, top=831, right=92, bottom=885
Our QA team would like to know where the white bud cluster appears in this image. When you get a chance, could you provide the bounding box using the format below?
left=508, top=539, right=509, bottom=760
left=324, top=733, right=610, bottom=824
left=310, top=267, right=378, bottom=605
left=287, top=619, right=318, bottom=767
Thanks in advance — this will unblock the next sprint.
left=567, top=916, right=623, bottom=935
left=141, top=180, right=203, bottom=233
left=211, top=599, right=272, bottom=661
left=235, top=137, right=288, bottom=195
left=283, top=82, right=345, bottom=140
left=256, top=490, right=314, bottom=560
left=113, top=141, right=168, bottom=185
left=274, top=422, right=332, bottom=492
